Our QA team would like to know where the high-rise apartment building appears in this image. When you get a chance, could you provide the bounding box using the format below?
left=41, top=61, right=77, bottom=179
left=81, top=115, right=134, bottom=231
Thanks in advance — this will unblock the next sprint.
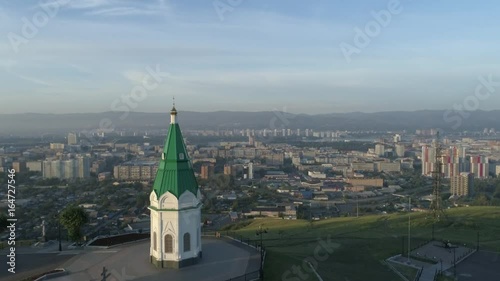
left=423, top=144, right=467, bottom=178
left=200, top=163, right=214, bottom=179
left=68, top=133, right=78, bottom=145
left=223, top=164, right=232, bottom=176
left=422, top=144, right=437, bottom=176
left=113, top=161, right=158, bottom=182
left=470, top=156, right=489, bottom=178
left=42, top=156, right=90, bottom=179
left=12, top=161, right=27, bottom=173
left=375, top=144, right=385, bottom=157
left=248, top=162, right=254, bottom=179
left=450, top=172, right=474, bottom=197
left=395, top=144, right=405, bottom=157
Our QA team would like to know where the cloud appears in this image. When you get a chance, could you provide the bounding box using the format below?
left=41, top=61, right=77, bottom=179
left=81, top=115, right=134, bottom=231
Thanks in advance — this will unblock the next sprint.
left=2, top=60, right=52, bottom=86
left=36, top=0, right=107, bottom=9
left=13, top=73, right=53, bottom=86
left=86, top=6, right=161, bottom=16
left=68, top=0, right=111, bottom=9
left=123, top=70, right=148, bottom=84
left=58, top=0, right=171, bottom=17
left=68, top=64, right=93, bottom=75
left=0, top=6, right=9, bottom=25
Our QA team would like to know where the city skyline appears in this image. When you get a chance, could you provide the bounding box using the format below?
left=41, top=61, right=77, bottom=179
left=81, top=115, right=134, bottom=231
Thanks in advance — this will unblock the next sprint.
left=1, top=0, right=500, bottom=114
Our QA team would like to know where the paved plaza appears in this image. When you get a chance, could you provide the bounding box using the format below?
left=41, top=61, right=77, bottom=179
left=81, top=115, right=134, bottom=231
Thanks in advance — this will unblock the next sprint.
left=389, top=241, right=476, bottom=281
left=0, top=237, right=260, bottom=281
left=452, top=250, right=500, bottom=281
left=410, top=241, right=473, bottom=265
left=0, top=241, right=77, bottom=281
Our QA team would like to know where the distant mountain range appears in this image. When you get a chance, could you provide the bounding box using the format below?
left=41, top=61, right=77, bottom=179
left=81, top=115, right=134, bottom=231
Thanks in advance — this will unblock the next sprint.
left=0, top=110, right=499, bottom=136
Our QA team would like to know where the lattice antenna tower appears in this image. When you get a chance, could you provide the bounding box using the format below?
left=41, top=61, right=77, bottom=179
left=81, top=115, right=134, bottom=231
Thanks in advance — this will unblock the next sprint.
left=430, top=131, right=446, bottom=221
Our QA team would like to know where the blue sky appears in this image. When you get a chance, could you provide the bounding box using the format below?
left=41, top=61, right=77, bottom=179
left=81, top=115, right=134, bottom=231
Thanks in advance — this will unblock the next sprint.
left=1, top=0, right=500, bottom=114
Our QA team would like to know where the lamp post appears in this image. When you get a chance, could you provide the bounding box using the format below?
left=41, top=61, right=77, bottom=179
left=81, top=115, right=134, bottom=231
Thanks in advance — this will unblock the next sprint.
left=453, top=248, right=456, bottom=278
left=407, top=196, right=411, bottom=263
left=256, top=225, right=268, bottom=250
left=476, top=231, right=480, bottom=251
left=55, top=211, right=62, bottom=251
left=356, top=195, right=359, bottom=218
left=256, top=225, right=268, bottom=278
left=58, top=220, right=62, bottom=251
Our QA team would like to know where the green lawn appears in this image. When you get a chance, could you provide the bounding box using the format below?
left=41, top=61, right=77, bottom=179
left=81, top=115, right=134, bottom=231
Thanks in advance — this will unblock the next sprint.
left=390, top=262, right=419, bottom=281
left=230, top=206, right=500, bottom=281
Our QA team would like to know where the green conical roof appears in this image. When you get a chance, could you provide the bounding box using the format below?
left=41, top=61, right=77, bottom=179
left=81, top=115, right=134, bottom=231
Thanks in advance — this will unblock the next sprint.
left=152, top=110, right=199, bottom=199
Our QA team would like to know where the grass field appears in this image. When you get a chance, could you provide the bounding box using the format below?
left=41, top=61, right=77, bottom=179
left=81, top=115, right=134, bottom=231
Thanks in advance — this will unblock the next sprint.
left=390, top=262, right=419, bottom=281
left=230, top=206, right=500, bottom=281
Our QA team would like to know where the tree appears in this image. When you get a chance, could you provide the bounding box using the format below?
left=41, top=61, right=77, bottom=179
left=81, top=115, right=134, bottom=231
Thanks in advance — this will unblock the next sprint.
left=473, top=194, right=490, bottom=206
left=100, top=197, right=111, bottom=208
left=136, top=193, right=149, bottom=208
left=59, top=205, right=89, bottom=242
left=231, top=200, right=239, bottom=211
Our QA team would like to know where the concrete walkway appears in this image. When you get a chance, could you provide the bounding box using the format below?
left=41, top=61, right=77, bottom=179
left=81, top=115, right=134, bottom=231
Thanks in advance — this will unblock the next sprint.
left=0, top=238, right=259, bottom=281
left=51, top=237, right=260, bottom=281
left=0, top=241, right=77, bottom=281
left=388, top=249, right=477, bottom=281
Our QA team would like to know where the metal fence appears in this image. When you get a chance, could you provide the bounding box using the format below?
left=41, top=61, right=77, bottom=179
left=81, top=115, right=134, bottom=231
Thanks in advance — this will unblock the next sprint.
left=0, top=240, right=35, bottom=249
left=414, top=266, right=423, bottom=281
left=220, top=231, right=265, bottom=281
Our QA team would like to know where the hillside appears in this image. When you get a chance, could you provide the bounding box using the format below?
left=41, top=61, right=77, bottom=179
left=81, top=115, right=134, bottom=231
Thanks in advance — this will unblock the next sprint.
left=1, top=110, right=500, bottom=136
left=229, top=207, right=500, bottom=281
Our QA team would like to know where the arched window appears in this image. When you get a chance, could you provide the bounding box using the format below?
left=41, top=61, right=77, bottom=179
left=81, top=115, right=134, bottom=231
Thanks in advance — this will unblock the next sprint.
left=153, top=232, right=157, bottom=251
left=183, top=233, right=191, bottom=252
left=164, top=234, right=173, bottom=253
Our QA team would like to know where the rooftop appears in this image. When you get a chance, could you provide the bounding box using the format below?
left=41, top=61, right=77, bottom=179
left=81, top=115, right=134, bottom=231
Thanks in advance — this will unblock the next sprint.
left=152, top=108, right=199, bottom=199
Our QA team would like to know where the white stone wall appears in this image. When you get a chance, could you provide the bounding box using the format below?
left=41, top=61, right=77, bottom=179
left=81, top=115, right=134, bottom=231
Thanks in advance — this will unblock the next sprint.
left=150, top=190, right=202, bottom=262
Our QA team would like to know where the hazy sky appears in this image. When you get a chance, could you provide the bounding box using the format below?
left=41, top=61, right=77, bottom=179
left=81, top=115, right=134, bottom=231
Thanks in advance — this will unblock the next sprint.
left=1, top=0, right=500, bottom=114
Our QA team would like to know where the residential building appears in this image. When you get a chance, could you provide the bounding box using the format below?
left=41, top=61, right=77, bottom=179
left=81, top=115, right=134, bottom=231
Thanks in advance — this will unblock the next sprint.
left=450, top=172, right=474, bottom=197
left=376, top=162, right=401, bottom=173
left=346, top=178, right=384, bottom=187
left=113, top=161, right=158, bottom=182
left=49, top=143, right=65, bottom=150
left=26, top=161, right=43, bottom=172
left=223, top=164, right=232, bottom=176
left=200, top=163, right=214, bottom=179
left=422, top=145, right=437, bottom=176
left=395, top=144, right=405, bottom=157
left=42, top=156, right=90, bottom=179
left=375, top=144, right=385, bottom=157
left=12, top=161, right=27, bottom=173
left=68, top=133, right=78, bottom=145
left=470, top=156, right=489, bottom=179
